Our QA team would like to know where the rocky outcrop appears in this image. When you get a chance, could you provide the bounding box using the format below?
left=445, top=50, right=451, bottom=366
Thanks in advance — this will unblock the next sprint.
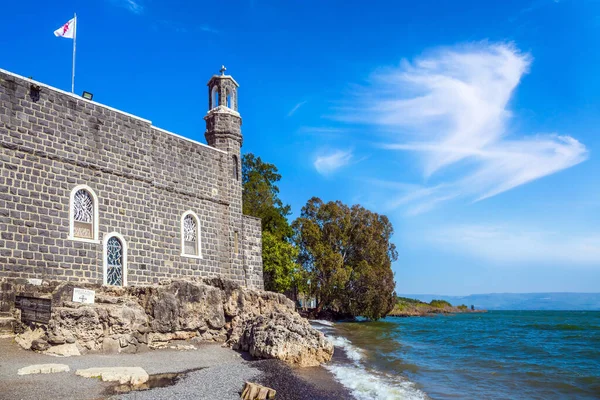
left=236, top=312, right=334, bottom=367
left=9, top=278, right=333, bottom=367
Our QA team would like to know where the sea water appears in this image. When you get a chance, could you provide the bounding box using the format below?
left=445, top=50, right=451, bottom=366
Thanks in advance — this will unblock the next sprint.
left=315, top=311, right=600, bottom=399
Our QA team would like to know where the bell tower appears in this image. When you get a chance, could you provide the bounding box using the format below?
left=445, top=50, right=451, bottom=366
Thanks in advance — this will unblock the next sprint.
left=204, top=66, right=245, bottom=283
left=204, top=65, right=242, bottom=153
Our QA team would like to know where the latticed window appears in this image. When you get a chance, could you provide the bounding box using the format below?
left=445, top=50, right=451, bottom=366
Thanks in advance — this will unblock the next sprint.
left=183, top=214, right=199, bottom=256
left=73, top=189, right=94, bottom=239
left=106, top=236, right=123, bottom=286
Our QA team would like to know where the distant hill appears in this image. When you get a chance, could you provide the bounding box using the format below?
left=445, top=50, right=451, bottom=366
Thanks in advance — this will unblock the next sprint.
left=399, top=293, right=600, bottom=311
left=389, top=297, right=485, bottom=316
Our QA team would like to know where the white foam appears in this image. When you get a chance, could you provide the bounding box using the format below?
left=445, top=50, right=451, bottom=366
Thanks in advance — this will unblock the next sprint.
left=324, top=333, right=429, bottom=399
left=325, top=364, right=428, bottom=400
left=329, top=335, right=363, bottom=362
left=309, top=319, right=335, bottom=327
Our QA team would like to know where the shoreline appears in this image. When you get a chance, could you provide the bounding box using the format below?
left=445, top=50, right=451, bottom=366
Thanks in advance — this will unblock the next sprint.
left=311, top=320, right=430, bottom=400
left=0, top=337, right=352, bottom=400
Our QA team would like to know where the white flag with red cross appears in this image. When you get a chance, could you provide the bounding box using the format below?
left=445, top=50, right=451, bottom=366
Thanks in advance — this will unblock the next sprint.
left=54, top=17, right=76, bottom=39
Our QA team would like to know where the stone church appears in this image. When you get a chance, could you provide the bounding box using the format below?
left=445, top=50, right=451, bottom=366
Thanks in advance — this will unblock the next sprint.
left=0, top=67, right=263, bottom=290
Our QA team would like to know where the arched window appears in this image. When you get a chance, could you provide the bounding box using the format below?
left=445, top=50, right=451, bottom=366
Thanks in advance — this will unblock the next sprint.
left=226, top=88, right=232, bottom=108
left=211, top=85, right=219, bottom=109
left=69, top=185, right=99, bottom=242
left=181, top=211, right=201, bottom=258
left=103, top=233, right=127, bottom=286
left=232, top=155, right=239, bottom=180
left=231, top=88, right=237, bottom=111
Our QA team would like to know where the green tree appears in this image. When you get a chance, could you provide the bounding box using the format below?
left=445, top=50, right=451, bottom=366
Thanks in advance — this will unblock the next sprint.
left=293, top=197, right=398, bottom=320
left=242, top=154, right=292, bottom=239
left=242, top=154, right=297, bottom=292
left=261, top=231, right=299, bottom=292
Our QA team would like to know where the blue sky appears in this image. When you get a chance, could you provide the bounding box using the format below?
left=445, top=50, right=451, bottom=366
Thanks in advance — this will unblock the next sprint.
left=1, top=0, right=599, bottom=295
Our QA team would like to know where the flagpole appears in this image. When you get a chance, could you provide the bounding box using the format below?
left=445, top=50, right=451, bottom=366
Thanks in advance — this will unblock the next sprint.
left=71, top=13, right=76, bottom=93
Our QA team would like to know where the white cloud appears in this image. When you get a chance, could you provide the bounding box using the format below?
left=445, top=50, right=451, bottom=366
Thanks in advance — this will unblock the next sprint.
left=314, top=150, right=353, bottom=175
left=338, top=42, right=588, bottom=214
left=287, top=101, right=307, bottom=117
left=199, top=25, right=219, bottom=34
left=422, top=224, right=600, bottom=265
left=110, top=0, right=144, bottom=14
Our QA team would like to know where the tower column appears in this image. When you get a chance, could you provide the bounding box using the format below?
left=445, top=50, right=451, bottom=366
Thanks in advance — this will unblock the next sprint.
left=204, top=67, right=245, bottom=284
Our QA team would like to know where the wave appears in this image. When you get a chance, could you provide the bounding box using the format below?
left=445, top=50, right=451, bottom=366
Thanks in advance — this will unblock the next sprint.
left=324, top=335, right=428, bottom=400
left=309, top=319, right=335, bottom=327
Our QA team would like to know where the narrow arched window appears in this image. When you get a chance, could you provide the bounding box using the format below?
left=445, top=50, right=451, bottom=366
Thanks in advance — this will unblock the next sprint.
left=69, top=185, right=99, bottom=242
left=232, top=155, right=239, bottom=180
left=103, top=233, right=127, bottom=286
left=181, top=211, right=201, bottom=258
left=226, top=88, right=232, bottom=108
left=211, top=86, right=219, bottom=109
left=232, top=89, right=237, bottom=111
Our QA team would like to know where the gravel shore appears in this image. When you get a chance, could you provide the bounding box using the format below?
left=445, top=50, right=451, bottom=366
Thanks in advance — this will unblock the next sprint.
left=0, top=338, right=352, bottom=400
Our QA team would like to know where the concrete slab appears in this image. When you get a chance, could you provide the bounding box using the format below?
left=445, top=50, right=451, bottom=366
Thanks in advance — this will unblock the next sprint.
left=17, top=364, right=70, bottom=375
left=76, top=366, right=149, bottom=385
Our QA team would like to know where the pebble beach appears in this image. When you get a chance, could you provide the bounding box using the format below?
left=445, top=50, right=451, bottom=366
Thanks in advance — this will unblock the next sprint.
left=0, top=338, right=352, bottom=400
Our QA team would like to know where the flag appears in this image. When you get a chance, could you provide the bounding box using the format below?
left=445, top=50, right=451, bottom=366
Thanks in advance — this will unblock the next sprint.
left=54, top=17, right=76, bottom=39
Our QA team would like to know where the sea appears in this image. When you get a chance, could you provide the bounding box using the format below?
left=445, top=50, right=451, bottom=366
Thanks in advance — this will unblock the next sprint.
left=313, top=311, right=600, bottom=399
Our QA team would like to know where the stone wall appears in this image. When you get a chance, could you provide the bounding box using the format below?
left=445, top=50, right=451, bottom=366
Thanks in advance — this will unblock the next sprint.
left=242, top=215, right=263, bottom=290
left=0, top=69, right=261, bottom=288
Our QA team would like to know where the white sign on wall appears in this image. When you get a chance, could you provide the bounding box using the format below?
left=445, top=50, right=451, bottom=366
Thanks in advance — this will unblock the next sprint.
left=72, top=288, right=95, bottom=304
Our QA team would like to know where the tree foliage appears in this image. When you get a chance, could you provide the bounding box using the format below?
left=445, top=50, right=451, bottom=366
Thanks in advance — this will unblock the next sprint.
left=293, top=197, right=398, bottom=320
left=261, top=231, right=299, bottom=292
left=242, top=154, right=292, bottom=239
left=242, top=154, right=297, bottom=292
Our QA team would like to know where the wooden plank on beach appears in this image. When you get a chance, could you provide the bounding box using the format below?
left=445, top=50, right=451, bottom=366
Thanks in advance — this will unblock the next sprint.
left=241, top=381, right=276, bottom=399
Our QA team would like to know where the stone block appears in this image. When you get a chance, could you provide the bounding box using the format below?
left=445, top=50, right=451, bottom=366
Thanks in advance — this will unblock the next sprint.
left=17, top=364, right=70, bottom=375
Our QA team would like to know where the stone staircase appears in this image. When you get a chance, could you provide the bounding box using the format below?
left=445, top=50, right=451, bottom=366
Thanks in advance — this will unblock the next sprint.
left=0, top=312, right=16, bottom=337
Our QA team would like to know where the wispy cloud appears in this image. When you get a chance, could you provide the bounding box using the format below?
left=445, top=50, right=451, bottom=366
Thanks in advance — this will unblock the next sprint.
left=199, top=25, right=219, bottom=34
left=338, top=42, right=588, bottom=214
left=314, top=149, right=353, bottom=175
left=510, top=0, right=561, bottom=22
left=298, top=126, right=345, bottom=137
left=110, top=0, right=144, bottom=14
left=287, top=101, right=307, bottom=117
left=421, top=223, right=600, bottom=265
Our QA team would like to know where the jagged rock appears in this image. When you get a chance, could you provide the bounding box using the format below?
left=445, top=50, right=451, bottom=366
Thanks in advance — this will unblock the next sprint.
left=11, top=279, right=333, bottom=367
left=44, top=343, right=81, bottom=357
left=236, top=312, right=334, bottom=367
left=145, top=281, right=225, bottom=333
left=102, top=337, right=121, bottom=354
left=96, top=295, right=119, bottom=304
left=47, top=332, right=66, bottom=345
left=15, top=327, right=45, bottom=350
left=31, top=339, right=50, bottom=352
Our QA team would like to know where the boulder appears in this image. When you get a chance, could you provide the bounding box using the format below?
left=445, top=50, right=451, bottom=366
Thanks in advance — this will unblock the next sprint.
left=145, top=281, right=225, bottom=333
left=44, top=343, right=81, bottom=357
left=31, top=339, right=50, bottom=352
left=235, top=312, right=334, bottom=367
left=15, top=327, right=45, bottom=350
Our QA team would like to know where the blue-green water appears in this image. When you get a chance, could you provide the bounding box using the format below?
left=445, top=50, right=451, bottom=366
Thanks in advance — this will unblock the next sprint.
left=317, top=311, right=600, bottom=399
